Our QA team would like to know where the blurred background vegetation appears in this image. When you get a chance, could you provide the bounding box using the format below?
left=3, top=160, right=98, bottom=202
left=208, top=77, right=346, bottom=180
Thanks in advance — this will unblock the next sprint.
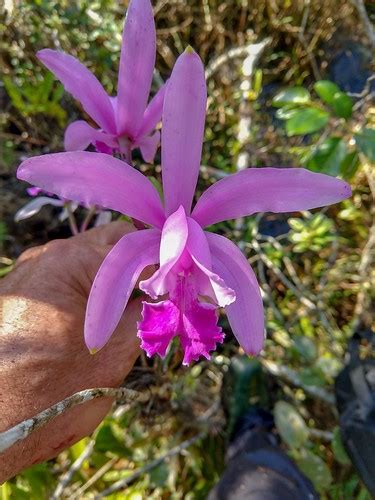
left=1, top=0, right=374, bottom=498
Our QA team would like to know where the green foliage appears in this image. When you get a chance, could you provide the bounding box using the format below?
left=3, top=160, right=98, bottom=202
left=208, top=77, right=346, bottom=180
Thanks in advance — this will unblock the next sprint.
left=1, top=464, right=55, bottom=500
left=272, top=87, right=311, bottom=107
left=288, top=213, right=335, bottom=253
left=355, top=128, right=375, bottom=161
left=3, top=74, right=67, bottom=126
left=0, top=223, right=7, bottom=247
left=306, top=137, right=348, bottom=176
left=314, top=80, right=353, bottom=119
left=285, top=108, right=329, bottom=136
left=274, top=401, right=309, bottom=448
left=1, top=1, right=372, bottom=498
left=272, top=79, right=370, bottom=179
left=295, top=448, right=333, bottom=492
left=332, top=427, right=351, bottom=465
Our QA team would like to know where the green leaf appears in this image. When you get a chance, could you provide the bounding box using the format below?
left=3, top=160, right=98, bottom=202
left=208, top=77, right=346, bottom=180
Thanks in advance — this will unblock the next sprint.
left=331, top=92, right=353, bottom=119
left=332, top=427, right=350, bottom=465
left=300, top=367, right=326, bottom=387
left=286, top=108, right=329, bottom=136
left=149, top=462, right=169, bottom=487
left=274, top=401, right=309, bottom=448
left=275, top=106, right=300, bottom=120
left=306, top=137, right=347, bottom=176
left=314, top=80, right=340, bottom=105
left=3, top=76, right=26, bottom=111
left=314, top=81, right=352, bottom=119
left=0, top=483, right=12, bottom=500
left=355, top=128, right=375, bottom=161
left=295, top=449, right=332, bottom=492
left=94, top=423, right=131, bottom=456
left=339, top=151, right=360, bottom=179
left=272, top=87, right=311, bottom=107
left=293, top=336, right=317, bottom=362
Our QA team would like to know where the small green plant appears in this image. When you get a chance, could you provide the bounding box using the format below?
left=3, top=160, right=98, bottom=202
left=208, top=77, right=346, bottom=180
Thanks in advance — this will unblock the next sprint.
left=3, top=73, right=66, bottom=126
left=272, top=80, right=375, bottom=179
left=288, top=213, right=335, bottom=253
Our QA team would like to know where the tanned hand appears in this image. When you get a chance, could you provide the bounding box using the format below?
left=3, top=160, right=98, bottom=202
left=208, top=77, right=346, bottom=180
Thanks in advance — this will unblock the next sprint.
left=0, top=222, right=141, bottom=483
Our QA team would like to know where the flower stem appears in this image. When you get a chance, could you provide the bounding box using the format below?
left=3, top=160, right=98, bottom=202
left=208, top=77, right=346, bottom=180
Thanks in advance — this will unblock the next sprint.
left=65, top=203, right=79, bottom=236
left=80, top=206, right=97, bottom=232
left=123, top=142, right=133, bottom=167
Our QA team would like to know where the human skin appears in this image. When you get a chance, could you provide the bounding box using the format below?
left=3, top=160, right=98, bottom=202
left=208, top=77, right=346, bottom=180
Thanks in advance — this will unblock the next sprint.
left=0, top=221, right=141, bottom=483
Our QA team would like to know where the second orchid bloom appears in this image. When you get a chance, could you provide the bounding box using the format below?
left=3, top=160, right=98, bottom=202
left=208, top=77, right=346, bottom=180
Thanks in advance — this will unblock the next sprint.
left=38, top=0, right=165, bottom=163
left=18, top=45, right=351, bottom=364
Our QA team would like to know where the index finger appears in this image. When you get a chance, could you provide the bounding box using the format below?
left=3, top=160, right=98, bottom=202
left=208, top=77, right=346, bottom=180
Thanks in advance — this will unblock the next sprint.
left=72, top=220, right=136, bottom=247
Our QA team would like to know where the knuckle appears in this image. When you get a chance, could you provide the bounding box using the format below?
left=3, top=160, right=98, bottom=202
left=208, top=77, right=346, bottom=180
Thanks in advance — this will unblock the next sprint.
left=16, top=246, right=40, bottom=264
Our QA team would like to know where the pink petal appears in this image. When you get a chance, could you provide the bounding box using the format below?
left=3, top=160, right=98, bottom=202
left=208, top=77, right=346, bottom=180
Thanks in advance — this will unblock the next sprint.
left=37, top=49, right=116, bottom=134
left=192, top=167, right=352, bottom=228
left=135, top=83, right=167, bottom=140
left=207, top=232, right=264, bottom=355
left=14, top=196, right=63, bottom=222
left=162, top=48, right=207, bottom=216
left=138, top=279, right=224, bottom=365
left=64, top=120, right=118, bottom=151
left=26, top=187, right=43, bottom=196
left=186, top=217, right=235, bottom=307
left=138, top=130, right=160, bottom=163
left=180, top=301, right=224, bottom=365
left=85, top=228, right=161, bottom=351
left=17, top=152, right=165, bottom=228
left=139, top=205, right=188, bottom=298
left=95, top=141, right=114, bottom=155
left=138, top=300, right=180, bottom=358
left=117, top=0, right=156, bottom=137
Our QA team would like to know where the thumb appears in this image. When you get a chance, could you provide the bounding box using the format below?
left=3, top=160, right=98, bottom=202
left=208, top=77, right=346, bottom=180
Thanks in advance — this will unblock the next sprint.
left=72, top=220, right=136, bottom=247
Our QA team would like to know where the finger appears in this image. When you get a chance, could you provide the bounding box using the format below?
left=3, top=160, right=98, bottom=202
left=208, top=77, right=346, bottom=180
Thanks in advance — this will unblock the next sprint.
left=92, top=296, right=142, bottom=384
left=73, top=220, right=136, bottom=247
left=14, top=245, right=44, bottom=266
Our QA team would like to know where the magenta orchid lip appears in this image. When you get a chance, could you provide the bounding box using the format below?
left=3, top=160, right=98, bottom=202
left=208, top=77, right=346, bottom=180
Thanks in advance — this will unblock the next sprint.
left=17, top=42, right=351, bottom=365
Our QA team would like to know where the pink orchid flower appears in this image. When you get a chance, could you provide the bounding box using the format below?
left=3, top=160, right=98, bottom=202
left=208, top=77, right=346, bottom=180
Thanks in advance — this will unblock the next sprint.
left=15, top=188, right=111, bottom=229
left=17, top=48, right=351, bottom=365
left=37, top=0, right=165, bottom=163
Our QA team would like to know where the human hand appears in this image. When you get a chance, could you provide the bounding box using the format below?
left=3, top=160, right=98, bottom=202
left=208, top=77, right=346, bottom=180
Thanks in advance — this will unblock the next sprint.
left=0, top=222, right=141, bottom=482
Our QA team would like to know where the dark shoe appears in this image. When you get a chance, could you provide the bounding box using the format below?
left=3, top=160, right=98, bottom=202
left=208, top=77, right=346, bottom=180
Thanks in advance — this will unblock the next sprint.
left=335, top=328, right=375, bottom=496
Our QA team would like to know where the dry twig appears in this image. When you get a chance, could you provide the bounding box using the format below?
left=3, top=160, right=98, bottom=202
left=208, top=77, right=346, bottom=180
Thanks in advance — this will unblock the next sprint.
left=51, top=439, right=95, bottom=500
left=94, top=433, right=205, bottom=498
left=0, top=387, right=145, bottom=454
left=261, top=359, right=335, bottom=406
left=351, top=0, right=375, bottom=50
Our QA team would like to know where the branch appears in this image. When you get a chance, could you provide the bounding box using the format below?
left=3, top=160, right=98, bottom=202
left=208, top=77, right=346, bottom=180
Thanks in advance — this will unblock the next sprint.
left=94, top=432, right=205, bottom=498
left=51, top=439, right=95, bottom=500
left=352, top=164, right=375, bottom=330
left=351, top=0, right=375, bottom=50
left=261, top=358, right=336, bottom=406
left=70, top=457, right=118, bottom=499
left=205, top=39, right=271, bottom=80
left=0, top=387, right=146, bottom=454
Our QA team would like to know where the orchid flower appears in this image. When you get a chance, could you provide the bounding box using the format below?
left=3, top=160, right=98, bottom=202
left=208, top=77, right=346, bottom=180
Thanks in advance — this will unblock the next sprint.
left=37, top=0, right=165, bottom=163
left=14, top=187, right=79, bottom=224
left=17, top=48, right=351, bottom=365
left=15, top=187, right=111, bottom=229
